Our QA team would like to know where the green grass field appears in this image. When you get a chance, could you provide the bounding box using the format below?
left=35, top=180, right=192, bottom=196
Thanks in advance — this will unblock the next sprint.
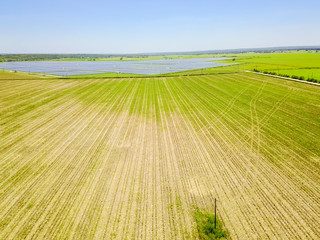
left=0, top=70, right=319, bottom=239
left=276, top=68, right=320, bottom=80
left=234, top=52, right=320, bottom=68
left=221, top=52, right=320, bottom=81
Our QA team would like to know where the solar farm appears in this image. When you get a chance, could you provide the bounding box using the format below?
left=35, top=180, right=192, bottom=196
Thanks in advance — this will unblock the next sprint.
left=0, top=53, right=319, bottom=240
left=0, top=58, right=233, bottom=76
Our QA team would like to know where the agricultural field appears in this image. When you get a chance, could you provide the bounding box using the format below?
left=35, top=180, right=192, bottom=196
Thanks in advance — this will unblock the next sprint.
left=0, top=71, right=319, bottom=239
left=222, top=52, right=320, bottom=81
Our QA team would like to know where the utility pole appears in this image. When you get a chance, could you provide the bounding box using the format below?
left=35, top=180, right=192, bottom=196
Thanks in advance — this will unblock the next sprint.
left=214, top=198, right=217, bottom=229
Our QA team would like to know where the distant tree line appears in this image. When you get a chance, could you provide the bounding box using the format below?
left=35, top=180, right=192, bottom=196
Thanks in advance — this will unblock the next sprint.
left=253, top=69, right=319, bottom=83
left=1, top=46, right=319, bottom=62
left=0, top=54, right=61, bottom=62
left=0, top=54, right=153, bottom=62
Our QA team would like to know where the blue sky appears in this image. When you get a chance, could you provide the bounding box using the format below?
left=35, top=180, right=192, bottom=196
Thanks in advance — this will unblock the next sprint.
left=1, top=0, right=320, bottom=53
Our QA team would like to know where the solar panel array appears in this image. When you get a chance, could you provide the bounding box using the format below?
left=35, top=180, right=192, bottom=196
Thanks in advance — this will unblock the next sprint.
left=0, top=58, right=234, bottom=76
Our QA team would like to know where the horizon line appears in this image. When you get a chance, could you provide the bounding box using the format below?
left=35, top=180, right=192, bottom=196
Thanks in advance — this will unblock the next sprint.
left=1, top=45, right=320, bottom=56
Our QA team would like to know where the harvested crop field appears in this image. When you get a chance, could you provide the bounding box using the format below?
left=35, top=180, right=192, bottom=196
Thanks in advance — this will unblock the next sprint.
left=0, top=73, right=319, bottom=239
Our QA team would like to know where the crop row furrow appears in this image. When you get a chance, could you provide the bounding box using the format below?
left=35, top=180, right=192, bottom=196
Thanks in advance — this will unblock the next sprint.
left=41, top=83, right=135, bottom=239
left=0, top=80, right=113, bottom=189
left=0, top=80, right=123, bottom=238
left=0, top=80, right=85, bottom=126
left=168, top=76, right=318, bottom=238
left=181, top=76, right=318, bottom=235
left=0, top=80, right=99, bottom=153
left=186, top=75, right=320, bottom=197
left=167, top=78, right=267, bottom=238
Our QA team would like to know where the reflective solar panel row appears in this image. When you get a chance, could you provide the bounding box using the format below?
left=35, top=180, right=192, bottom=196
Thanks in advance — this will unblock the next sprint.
left=0, top=58, right=235, bottom=76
